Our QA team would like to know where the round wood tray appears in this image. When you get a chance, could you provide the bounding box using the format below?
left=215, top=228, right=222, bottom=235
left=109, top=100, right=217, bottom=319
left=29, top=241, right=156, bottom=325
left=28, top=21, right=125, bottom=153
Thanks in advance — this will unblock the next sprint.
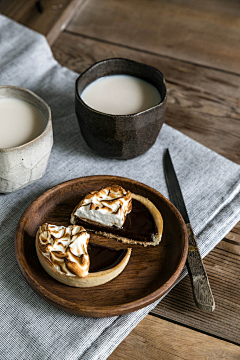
left=15, top=175, right=188, bottom=317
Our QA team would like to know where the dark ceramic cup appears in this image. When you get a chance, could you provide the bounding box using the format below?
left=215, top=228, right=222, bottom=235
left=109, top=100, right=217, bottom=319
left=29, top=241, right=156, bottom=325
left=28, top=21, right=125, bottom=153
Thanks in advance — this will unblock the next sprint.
left=75, top=58, right=167, bottom=159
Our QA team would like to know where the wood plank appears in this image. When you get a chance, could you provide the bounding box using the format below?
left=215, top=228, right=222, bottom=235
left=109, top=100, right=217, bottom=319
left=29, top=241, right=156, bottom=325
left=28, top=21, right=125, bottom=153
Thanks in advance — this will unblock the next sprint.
left=152, top=224, right=240, bottom=345
left=0, top=0, right=84, bottom=45
left=52, top=32, right=240, bottom=164
left=108, top=315, right=240, bottom=360
left=66, top=0, right=240, bottom=74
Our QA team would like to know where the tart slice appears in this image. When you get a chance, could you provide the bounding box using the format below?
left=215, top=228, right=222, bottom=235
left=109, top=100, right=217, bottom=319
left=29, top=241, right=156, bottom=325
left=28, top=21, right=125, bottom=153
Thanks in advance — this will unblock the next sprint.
left=70, top=185, right=163, bottom=246
left=36, top=223, right=131, bottom=287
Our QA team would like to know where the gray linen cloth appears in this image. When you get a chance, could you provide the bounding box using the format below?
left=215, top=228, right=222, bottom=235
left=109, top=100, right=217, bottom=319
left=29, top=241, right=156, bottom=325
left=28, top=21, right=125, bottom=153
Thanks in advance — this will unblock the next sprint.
left=1, top=15, right=240, bottom=360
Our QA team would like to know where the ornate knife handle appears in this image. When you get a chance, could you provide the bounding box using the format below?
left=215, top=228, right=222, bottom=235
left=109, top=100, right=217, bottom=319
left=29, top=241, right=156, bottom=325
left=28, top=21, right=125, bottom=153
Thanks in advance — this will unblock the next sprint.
left=186, top=224, right=215, bottom=312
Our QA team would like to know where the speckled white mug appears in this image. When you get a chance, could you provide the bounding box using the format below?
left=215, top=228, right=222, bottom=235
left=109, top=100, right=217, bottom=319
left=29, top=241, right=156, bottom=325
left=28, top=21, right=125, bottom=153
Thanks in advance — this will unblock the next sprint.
left=0, top=86, right=53, bottom=193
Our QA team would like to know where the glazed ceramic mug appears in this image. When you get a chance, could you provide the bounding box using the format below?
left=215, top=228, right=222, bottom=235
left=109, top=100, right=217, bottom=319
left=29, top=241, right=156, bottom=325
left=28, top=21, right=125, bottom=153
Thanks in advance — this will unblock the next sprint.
left=0, top=86, right=53, bottom=193
left=75, top=58, right=167, bottom=160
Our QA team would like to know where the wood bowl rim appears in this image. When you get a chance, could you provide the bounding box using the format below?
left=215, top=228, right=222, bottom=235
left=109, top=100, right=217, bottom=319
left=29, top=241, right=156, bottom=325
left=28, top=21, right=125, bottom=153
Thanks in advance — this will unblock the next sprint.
left=15, top=175, right=188, bottom=317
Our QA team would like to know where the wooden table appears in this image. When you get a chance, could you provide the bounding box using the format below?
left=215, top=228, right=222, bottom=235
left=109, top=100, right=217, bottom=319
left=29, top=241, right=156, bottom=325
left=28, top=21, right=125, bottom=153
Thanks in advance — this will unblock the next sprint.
left=2, top=0, right=240, bottom=358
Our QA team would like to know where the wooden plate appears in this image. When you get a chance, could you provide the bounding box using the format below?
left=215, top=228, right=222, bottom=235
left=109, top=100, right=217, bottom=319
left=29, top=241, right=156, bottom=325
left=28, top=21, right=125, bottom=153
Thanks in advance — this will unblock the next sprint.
left=15, top=175, right=188, bottom=317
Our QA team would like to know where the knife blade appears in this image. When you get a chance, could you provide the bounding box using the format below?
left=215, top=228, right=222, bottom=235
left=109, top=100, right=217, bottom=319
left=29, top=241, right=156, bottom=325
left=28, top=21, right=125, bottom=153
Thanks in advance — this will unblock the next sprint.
left=163, top=149, right=215, bottom=312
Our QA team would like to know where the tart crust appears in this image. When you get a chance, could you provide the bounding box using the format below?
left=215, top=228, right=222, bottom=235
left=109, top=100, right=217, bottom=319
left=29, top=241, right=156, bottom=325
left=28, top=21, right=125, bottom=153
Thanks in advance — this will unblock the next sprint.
left=71, top=193, right=163, bottom=247
left=36, top=227, right=132, bottom=287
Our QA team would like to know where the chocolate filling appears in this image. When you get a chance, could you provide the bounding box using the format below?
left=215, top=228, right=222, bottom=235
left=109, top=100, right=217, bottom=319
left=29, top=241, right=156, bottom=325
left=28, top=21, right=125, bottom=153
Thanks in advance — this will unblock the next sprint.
left=76, top=199, right=157, bottom=242
left=88, top=243, right=128, bottom=272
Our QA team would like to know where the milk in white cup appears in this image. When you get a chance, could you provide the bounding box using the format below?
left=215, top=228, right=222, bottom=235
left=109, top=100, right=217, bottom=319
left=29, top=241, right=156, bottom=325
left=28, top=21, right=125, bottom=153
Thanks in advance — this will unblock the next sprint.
left=0, top=97, right=46, bottom=149
left=0, top=86, right=53, bottom=193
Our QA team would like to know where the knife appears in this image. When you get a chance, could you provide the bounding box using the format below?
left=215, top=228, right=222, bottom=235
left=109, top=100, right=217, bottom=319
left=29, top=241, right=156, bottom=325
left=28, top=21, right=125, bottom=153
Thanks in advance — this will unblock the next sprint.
left=163, top=149, right=215, bottom=312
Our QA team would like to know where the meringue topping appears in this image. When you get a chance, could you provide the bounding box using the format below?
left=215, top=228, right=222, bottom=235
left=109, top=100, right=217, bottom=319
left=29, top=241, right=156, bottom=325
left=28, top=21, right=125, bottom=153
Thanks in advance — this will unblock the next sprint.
left=37, top=223, right=90, bottom=277
left=72, top=185, right=132, bottom=228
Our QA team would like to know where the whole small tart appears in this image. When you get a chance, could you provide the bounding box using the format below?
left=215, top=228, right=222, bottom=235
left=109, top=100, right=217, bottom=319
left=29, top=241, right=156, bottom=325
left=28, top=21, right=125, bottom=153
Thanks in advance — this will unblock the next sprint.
left=36, top=223, right=131, bottom=287
left=70, top=185, right=163, bottom=246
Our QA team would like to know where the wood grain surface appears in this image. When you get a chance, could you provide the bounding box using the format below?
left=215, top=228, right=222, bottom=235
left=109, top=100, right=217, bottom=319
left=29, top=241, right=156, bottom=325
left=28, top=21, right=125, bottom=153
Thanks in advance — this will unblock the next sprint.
left=154, top=225, right=240, bottom=345
left=0, top=0, right=83, bottom=45
left=15, top=176, right=188, bottom=317
left=67, top=0, right=240, bottom=74
left=108, top=315, right=240, bottom=360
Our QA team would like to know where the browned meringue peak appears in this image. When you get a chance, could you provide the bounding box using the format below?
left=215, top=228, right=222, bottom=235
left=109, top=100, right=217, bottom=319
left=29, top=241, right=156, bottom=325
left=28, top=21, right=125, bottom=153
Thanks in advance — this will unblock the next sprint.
left=37, top=223, right=90, bottom=278
left=71, top=185, right=132, bottom=228
left=36, top=223, right=132, bottom=288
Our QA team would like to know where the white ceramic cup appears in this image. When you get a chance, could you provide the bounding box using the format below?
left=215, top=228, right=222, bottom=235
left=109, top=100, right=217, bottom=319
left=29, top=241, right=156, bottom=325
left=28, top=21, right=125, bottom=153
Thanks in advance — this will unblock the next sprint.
left=0, top=86, right=53, bottom=193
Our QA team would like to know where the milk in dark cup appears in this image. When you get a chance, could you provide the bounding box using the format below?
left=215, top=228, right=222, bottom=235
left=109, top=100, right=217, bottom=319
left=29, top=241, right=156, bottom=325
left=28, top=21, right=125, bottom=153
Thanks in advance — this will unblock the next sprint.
left=80, top=75, right=161, bottom=115
left=75, top=58, right=167, bottom=159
